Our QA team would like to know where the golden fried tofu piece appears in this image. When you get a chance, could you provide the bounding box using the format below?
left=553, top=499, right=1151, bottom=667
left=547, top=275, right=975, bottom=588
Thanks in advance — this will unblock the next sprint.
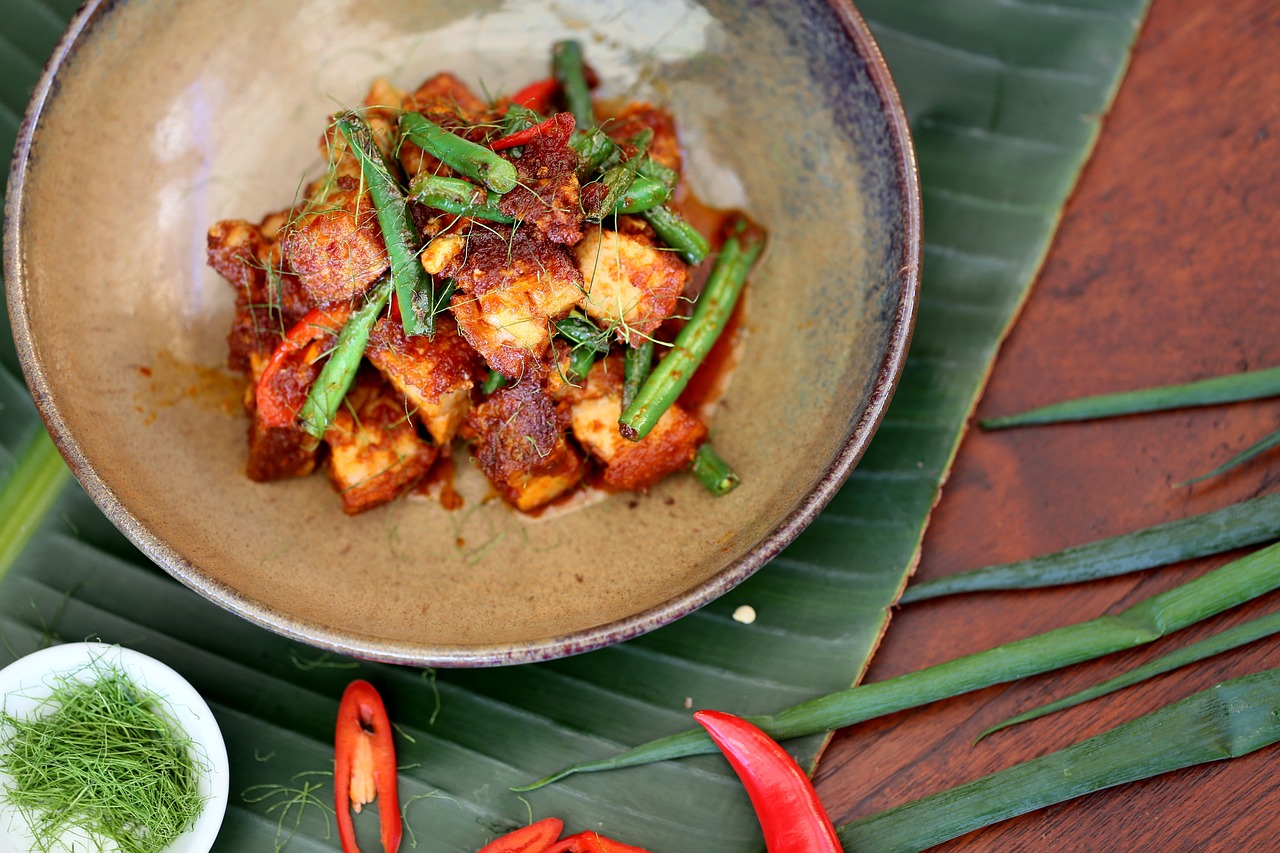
left=325, top=376, right=437, bottom=514
left=366, top=313, right=484, bottom=445
left=280, top=175, right=389, bottom=305
left=566, top=358, right=706, bottom=492
left=573, top=224, right=687, bottom=345
left=465, top=380, right=585, bottom=511
left=425, top=225, right=583, bottom=378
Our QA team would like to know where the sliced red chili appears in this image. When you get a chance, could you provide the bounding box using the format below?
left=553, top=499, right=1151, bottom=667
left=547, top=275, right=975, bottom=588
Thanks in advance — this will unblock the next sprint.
left=255, top=304, right=350, bottom=427
left=693, top=710, right=842, bottom=853
left=545, top=832, right=653, bottom=853
left=509, top=78, right=559, bottom=113
left=477, top=817, right=564, bottom=853
left=335, top=679, right=402, bottom=853
left=489, top=111, right=576, bottom=151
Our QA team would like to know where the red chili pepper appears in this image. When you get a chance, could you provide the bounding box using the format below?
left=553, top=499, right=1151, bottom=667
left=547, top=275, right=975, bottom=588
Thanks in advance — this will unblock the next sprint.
left=335, top=679, right=402, bottom=853
left=508, top=78, right=559, bottom=113
left=545, top=832, right=653, bottom=853
left=489, top=111, right=575, bottom=151
left=477, top=817, right=564, bottom=853
left=693, top=710, right=842, bottom=853
left=255, top=304, right=350, bottom=427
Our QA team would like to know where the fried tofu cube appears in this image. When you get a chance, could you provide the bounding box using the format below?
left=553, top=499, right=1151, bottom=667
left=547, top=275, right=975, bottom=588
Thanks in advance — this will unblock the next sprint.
left=324, top=377, right=437, bottom=514
left=245, top=415, right=318, bottom=482
left=573, top=224, right=687, bottom=345
left=465, top=380, right=585, bottom=511
left=426, top=225, right=583, bottom=378
left=280, top=175, right=389, bottom=305
left=366, top=313, right=484, bottom=445
left=567, top=358, right=706, bottom=492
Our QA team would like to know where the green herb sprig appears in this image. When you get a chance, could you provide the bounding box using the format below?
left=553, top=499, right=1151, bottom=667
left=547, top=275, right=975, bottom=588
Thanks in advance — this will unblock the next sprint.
left=0, top=663, right=208, bottom=853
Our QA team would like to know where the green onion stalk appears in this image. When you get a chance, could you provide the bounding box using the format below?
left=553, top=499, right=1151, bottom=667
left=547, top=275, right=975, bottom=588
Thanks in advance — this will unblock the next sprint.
left=514, top=538, right=1280, bottom=790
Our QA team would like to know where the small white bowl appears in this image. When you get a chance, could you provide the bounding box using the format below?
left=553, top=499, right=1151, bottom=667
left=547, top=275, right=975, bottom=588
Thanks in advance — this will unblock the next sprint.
left=0, top=643, right=229, bottom=853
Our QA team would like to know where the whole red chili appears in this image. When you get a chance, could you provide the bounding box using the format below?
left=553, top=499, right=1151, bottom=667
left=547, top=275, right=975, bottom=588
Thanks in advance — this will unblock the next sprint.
left=255, top=304, right=350, bottom=427
left=335, top=679, right=402, bottom=853
left=508, top=78, right=559, bottom=113
left=694, top=710, right=842, bottom=853
left=489, top=111, right=576, bottom=151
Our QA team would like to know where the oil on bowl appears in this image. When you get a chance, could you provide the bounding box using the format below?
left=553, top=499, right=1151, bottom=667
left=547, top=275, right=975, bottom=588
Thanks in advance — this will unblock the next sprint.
left=5, top=0, right=919, bottom=666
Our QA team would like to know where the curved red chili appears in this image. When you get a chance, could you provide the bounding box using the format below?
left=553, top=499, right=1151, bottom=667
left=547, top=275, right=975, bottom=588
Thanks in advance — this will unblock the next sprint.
left=256, top=304, right=350, bottom=427
left=694, top=710, right=842, bottom=853
left=509, top=78, right=559, bottom=113
left=546, top=831, right=653, bottom=853
left=489, top=111, right=575, bottom=151
left=335, top=679, right=402, bottom=853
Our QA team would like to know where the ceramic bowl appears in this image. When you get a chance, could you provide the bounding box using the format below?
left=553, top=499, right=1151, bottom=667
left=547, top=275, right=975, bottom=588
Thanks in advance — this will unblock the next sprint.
left=0, top=643, right=229, bottom=852
left=5, top=0, right=918, bottom=666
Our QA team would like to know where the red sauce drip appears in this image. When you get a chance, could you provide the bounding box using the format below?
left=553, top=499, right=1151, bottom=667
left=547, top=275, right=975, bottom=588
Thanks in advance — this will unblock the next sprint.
left=417, top=453, right=464, bottom=510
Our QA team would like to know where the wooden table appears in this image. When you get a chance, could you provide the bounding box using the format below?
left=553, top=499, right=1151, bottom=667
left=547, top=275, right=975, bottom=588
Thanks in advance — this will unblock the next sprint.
left=815, top=0, right=1280, bottom=847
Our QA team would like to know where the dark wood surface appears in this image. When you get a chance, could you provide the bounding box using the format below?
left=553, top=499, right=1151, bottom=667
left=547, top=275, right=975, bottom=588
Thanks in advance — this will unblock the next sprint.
left=814, top=0, right=1280, bottom=848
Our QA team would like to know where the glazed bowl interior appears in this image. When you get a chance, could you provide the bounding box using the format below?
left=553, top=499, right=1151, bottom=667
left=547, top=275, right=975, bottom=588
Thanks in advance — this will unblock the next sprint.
left=7, top=0, right=917, bottom=665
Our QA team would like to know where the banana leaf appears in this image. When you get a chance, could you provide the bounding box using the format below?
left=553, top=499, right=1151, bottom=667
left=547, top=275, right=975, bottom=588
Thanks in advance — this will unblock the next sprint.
left=0, top=1, right=1149, bottom=850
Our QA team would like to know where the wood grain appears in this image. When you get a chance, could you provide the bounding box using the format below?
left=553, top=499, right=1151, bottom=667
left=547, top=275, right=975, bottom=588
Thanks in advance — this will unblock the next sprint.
left=815, top=0, right=1280, bottom=847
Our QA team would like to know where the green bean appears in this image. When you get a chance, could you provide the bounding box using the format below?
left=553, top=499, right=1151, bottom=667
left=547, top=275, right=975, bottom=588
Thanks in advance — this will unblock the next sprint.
left=408, top=174, right=514, bottom=223
left=335, top=112, right=440, bottom=337
left=622, top=341, right=654, bottom=410
left=636, top=155, right=679, bottom=190
left=568, top=348, right=597, bottom=383
left=552, top=40, right=594, bottom=130
left=619, top=219, right=765, bottom=440
left=570, top=129, right=621, bottom=178
left=611, top=176, right=670, bottom=215
left=641, top=205, right=711, bottom=265
left=586, top=130, right=651, bottom=221
left=399, top=112, right=518, bottom=193
left=481, top=369, right=508, bottom=395
left=554, top=312, right=610, bottom=354
left=298, top=276, right=394, bottom=440
left=691, top=444, right=739, bottom=496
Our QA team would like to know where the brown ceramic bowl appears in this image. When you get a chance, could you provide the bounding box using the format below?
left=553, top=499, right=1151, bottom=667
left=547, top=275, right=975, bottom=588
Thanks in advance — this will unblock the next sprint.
left=5, top=0, right=918, bottom=666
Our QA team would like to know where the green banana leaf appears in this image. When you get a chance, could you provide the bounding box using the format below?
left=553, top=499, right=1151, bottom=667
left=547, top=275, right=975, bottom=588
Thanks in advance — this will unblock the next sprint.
left=0, top=1, right=1149, bottom=850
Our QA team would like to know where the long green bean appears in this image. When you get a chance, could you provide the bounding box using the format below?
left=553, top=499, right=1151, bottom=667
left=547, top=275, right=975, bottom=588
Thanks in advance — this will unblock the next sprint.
left=619, top=220, right=764, bottom=440
left=298, top=276, right=394, bottom=440
left=399, top=112, right=518, bottom=193
left=691, top=444, right=740, bottom=496
left=585, top=130, right=650, bottom=221
left=621, top=341, right=654, bottom=410
left=408, top=174, right=514, bottom=223
left=514, top=539, right=1280, bottom=790
left=552, top=40, right=594, bottom=129
left=641, top=205, right=711, bottom=265
left=335, top=112, right=439, bottom=337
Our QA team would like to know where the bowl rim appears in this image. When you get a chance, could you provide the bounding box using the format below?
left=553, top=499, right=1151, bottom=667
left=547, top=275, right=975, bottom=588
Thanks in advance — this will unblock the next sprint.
left=3, top=0, right=920, bottom=667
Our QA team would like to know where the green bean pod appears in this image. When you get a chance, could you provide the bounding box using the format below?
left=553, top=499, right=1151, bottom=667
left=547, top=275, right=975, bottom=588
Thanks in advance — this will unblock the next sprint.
left=555, top=312, right=611, bottom=354
left=552, top=40, right=594, bottom=130
left=502, top=103, right=543, bottom=137
left=298, top=275, right=394, bottom=440
left=612, top=176, right=671, bottom=215
left=570, top=129, right=621, bottom=178
left=481, top=369, right=509, bottom=395
left=619, top=220, right=765, bottom=440
left=642, top=204, right=711, bottom=265
left=586, top=130, right=651, bottom=221
left=692, top=444, right=740, bottom=496
left=400, top=112, right=519, bottom=193
left=408, top=174, right=514, bottom=223
left=622, top=340, right=654, bottom=410
left=335, top=112, right=439, bottom=338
